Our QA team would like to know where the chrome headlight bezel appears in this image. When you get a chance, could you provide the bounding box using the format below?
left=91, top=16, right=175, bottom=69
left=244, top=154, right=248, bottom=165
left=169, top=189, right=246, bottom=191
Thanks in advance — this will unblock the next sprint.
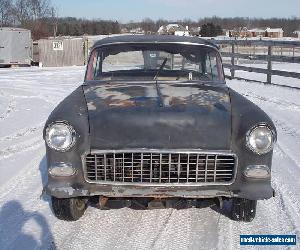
left=246, top=124, right=276, bottom=155
left=45, top=121, right=77, bottom=152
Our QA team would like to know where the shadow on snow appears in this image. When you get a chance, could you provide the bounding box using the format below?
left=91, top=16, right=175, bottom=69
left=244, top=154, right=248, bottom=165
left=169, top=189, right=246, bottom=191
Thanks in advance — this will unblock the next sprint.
left=0, top=200, right=56, bottom=250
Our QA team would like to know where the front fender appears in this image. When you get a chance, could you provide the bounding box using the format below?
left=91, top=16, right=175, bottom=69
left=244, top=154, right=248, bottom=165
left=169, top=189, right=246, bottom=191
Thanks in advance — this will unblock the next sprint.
left=43, top=86, right=90, bottom=187
left=228, top=88, right=276, bottom=199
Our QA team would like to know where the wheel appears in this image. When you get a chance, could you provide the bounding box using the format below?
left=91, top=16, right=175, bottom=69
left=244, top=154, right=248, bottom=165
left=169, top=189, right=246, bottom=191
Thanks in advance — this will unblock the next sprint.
left=231, top=198, right=257, bottom=222
left=51, top=197, right=87, bottom=221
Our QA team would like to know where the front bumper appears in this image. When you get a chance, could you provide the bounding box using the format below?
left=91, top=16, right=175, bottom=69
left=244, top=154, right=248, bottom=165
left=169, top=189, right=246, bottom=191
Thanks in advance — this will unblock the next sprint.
left=45, top=178, right=274, bottom=200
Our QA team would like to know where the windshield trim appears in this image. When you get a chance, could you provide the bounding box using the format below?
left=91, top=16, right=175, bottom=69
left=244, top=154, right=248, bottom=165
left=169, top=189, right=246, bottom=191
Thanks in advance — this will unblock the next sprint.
left=92, top=41, right=219, bottom=51
left=84, top=42, right=224, bottom=82
left=83, top=79, right=227, bottom=87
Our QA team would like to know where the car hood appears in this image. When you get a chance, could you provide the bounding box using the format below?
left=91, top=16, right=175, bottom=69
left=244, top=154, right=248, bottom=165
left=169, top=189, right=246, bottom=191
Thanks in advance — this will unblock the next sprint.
left=83, top=81, right=232, bottom=150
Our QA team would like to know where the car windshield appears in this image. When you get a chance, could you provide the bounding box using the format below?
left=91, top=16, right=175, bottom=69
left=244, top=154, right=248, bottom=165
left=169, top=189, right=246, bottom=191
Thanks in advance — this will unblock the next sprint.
left=86, top=43, right=224, bottom=82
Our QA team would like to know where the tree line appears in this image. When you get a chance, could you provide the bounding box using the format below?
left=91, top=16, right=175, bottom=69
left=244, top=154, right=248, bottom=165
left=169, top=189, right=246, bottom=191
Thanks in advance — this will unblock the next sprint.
left=0, top=0, right=121, bottom=39
left=127, top=17, right=300, bottom=37
left=1, top=0, right=299, bottom=39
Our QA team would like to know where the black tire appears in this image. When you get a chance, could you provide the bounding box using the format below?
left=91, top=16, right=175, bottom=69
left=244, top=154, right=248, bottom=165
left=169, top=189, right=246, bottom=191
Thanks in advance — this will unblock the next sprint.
left=51, top=197, right=87, bottom=221
left=231, top=198, right=257, bottom=222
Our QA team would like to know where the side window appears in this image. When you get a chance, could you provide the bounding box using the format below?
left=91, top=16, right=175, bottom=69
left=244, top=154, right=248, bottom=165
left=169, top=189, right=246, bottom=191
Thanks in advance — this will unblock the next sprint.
left=85, top=50, right=98, bottom=81
left=205, top=53, right=219, bottom=80
left=94, top=52, right=102, bottom=77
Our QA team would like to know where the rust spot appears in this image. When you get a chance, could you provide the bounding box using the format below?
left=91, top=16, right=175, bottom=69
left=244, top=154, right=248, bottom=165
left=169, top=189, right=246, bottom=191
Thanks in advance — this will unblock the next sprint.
left=97, top=196, right=109, bottom=209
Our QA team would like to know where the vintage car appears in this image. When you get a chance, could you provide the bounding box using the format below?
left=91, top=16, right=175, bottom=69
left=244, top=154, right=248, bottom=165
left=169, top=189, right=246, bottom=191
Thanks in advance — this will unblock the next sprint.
left=43, top=35, right=276, bottom=221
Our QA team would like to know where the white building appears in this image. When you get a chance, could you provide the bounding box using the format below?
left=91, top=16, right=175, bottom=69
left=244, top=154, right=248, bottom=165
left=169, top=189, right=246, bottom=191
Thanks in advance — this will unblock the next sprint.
left=294, top=31, right=300, bottom=39
left=129, top=27, right=144, bottom=34
left=248, top=28, right=266, bottom=37
left=158, top=24, right=190, bottom=36
left=265, top=28, right=284, bottom=38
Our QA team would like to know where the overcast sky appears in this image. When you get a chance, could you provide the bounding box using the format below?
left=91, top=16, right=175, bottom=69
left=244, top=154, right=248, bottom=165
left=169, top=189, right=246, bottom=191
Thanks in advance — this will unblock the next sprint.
left=52, top=0, right=300, bottom=22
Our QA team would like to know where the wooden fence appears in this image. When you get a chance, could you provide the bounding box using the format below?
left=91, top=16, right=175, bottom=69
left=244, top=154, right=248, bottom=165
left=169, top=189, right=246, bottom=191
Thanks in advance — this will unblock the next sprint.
left=213, top=39, right=300, bottom=85
left=37, top=38, right=85, bottom=67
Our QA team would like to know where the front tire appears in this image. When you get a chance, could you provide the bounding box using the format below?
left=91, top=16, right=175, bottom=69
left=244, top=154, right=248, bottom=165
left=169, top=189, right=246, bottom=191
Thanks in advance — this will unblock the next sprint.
left=231, top=198, right=257, bottom=222
left=51, top=197, right=87, bottom=221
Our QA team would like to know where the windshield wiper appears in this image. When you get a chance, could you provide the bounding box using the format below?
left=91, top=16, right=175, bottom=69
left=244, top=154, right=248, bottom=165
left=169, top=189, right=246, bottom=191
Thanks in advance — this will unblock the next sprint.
left=153, top=58, right=168, bottom=81
left=153, top=58, right=168, bottom=107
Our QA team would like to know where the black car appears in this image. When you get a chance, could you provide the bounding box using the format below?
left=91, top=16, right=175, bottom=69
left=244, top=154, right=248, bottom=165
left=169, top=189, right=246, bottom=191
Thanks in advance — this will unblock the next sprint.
left=43, top=35, right=276, bottom=222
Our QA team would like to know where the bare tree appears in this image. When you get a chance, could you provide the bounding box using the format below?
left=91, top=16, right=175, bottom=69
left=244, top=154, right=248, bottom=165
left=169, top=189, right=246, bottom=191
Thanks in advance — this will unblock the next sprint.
left=11, top=0, right=53, bottom=39
left=13, top=0, right=52, bottom=25
left=28, top=0, right=52, bottom=21
left=13, top=0, right=30, bottom=25
left=140, top=18, right=156, bottom=34
left=0, top=0, right=13, bottom=26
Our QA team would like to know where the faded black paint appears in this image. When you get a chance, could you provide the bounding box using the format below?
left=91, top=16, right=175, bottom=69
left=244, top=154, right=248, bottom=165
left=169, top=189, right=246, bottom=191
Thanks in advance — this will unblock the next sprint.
left=83, top=82, right=231, bottom=150
left=91, top=35, right=219, bottom=50
left=43, top=36, right=276, bottom=200
left=228, top=89, right=276, bottom=199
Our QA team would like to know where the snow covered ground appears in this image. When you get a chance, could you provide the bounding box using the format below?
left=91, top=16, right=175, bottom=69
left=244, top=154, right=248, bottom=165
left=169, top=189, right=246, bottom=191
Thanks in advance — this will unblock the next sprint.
left=0, top=66, right=299, bottom=250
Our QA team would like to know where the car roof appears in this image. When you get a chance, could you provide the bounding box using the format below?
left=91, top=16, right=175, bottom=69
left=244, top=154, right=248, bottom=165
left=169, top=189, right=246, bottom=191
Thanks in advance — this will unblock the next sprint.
left=92, top=35, right=219, bottom=49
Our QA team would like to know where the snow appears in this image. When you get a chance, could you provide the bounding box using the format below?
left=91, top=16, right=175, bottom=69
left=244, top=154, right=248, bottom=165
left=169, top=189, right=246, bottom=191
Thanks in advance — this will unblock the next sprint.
left=0, top=66, right=299, bottom=249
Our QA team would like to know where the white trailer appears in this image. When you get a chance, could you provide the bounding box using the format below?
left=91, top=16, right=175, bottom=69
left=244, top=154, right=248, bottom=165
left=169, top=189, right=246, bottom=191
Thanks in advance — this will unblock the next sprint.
left=0, top=27, right=32, bottom=66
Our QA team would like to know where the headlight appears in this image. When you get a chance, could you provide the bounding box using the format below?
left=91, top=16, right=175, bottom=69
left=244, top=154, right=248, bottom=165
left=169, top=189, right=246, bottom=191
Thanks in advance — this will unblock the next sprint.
left=246, top=124, right=275, bottom=154
left=45, top=122, right=76, bottom=152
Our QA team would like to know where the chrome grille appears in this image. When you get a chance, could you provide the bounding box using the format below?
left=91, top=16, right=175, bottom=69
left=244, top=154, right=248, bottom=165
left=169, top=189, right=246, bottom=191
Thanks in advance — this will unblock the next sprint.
left=85, top=151, right=236, bottom=184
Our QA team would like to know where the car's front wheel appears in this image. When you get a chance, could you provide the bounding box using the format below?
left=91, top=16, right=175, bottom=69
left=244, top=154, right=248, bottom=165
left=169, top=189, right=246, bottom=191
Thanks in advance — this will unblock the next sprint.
left=51, top=197, right=87, bottom=221
left=231, top=198, right=257, bottom=222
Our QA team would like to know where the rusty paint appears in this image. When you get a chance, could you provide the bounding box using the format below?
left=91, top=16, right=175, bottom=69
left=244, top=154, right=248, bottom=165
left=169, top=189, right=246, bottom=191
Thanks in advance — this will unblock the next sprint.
left=83, top=82, right=232, bottom=150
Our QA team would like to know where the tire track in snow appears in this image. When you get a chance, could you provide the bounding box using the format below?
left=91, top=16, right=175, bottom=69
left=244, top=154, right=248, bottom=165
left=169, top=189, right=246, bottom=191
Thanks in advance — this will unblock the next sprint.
left=0, top=136, right=43, bottom=160
left=0, top=124, right=43, bottom=142
left=188, top=208, right=221, bottom=250
left=273, top=119, right=300, bottom=142
left=151, top=209, right=174, bottom=249
left=0, top=98, right=16, bottom=120
left=243, top=91, right=300, bottom=112
left=0, top=146, right=45, bottom=200
left=216, top=203, right=238, bottom=250
left=272, top=119, right=300, bottom=167
left=271, top=145, right=300, bottom=233
left=154, top=208, right=201, bottom=249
